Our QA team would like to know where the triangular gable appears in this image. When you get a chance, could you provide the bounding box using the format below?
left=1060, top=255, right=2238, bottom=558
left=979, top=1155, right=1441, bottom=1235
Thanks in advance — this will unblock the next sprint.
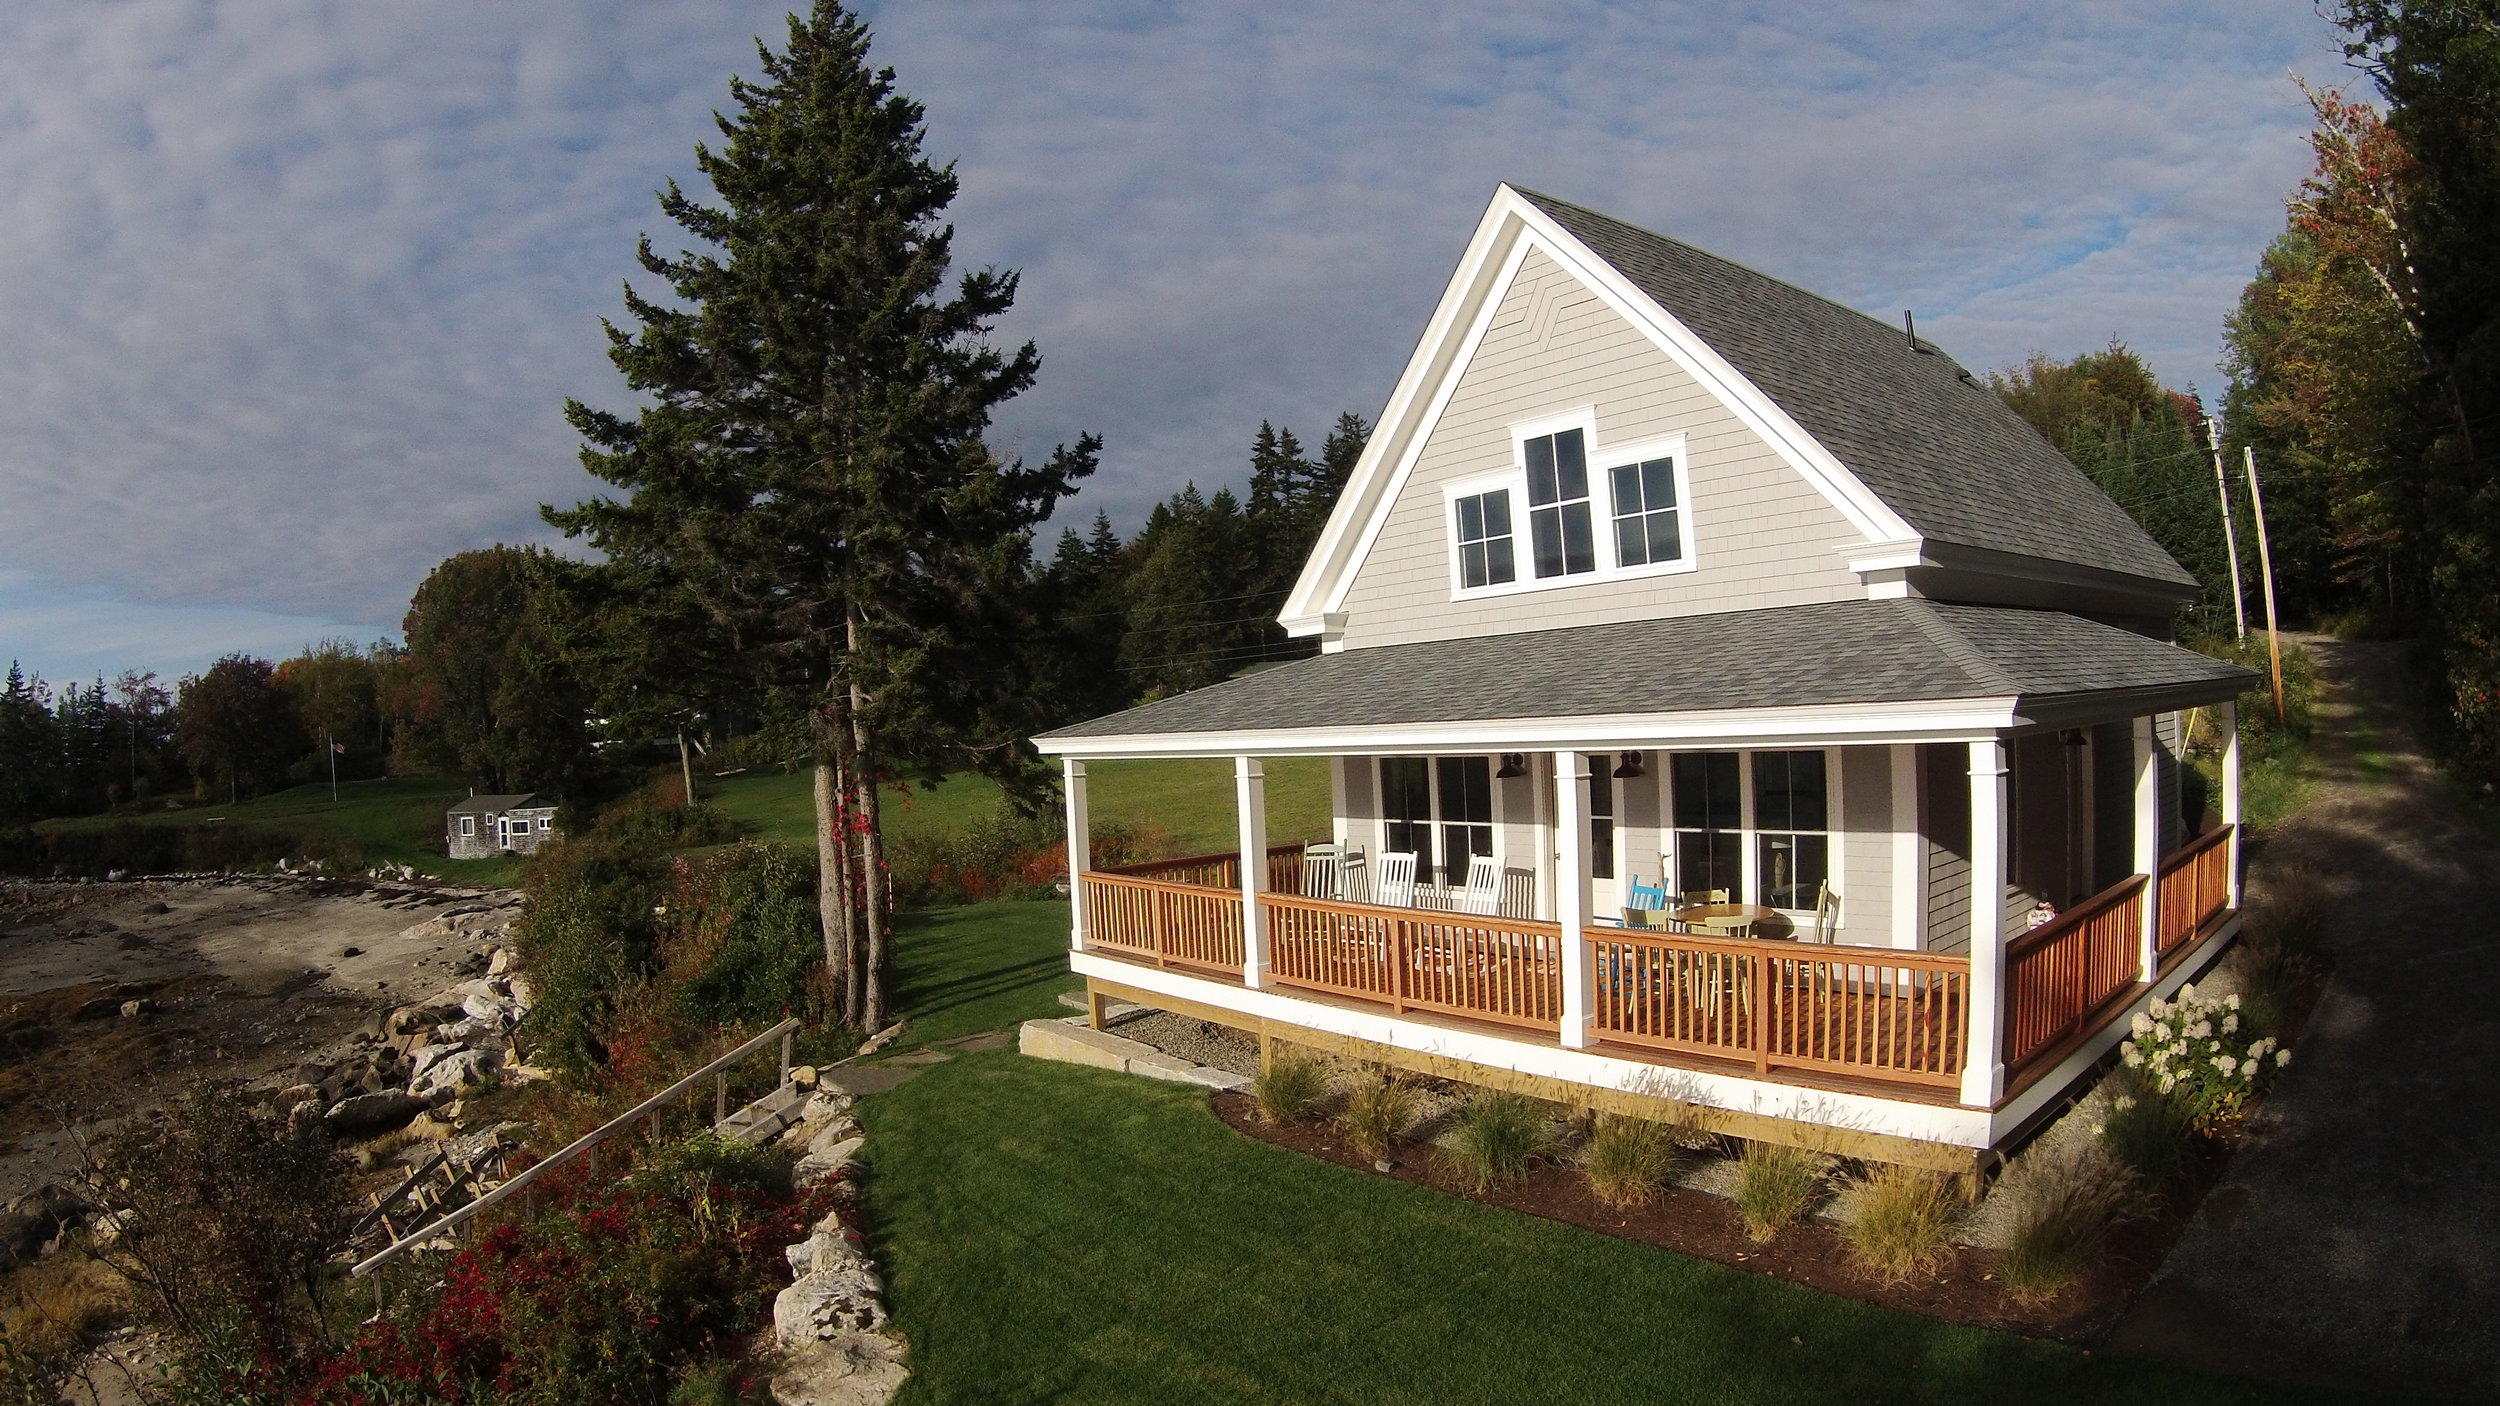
left=1280, top=185, right=1917, bottom=641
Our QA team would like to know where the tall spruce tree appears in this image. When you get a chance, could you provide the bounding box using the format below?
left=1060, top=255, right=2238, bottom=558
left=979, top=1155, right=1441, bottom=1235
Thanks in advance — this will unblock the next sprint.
left=548, top=2, right=1090, bottom=1028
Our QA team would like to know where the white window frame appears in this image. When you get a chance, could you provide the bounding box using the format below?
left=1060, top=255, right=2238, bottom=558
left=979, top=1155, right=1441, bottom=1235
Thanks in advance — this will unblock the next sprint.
left=1374, top=753, right=1501, bottom=890
left=1661, top=746, right=1842, bottom=923
left=1445, top=409, right=1699, bottom=602
left=458, top=816, right=476, bottom=838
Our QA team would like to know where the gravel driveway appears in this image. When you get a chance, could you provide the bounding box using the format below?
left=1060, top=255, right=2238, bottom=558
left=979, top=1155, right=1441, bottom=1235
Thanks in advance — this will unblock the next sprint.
left=2107, top=639, right=2500, bottom=1398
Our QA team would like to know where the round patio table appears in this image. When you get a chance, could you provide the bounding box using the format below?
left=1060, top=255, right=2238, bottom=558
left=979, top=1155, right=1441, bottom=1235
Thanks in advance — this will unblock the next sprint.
left=1671, top=903, right=1779, bottom=939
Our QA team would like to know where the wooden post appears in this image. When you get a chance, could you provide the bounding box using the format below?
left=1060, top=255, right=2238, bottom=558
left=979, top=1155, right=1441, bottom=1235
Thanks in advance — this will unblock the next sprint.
left=2244, top=447, right=2286, bottom=725
left=1960, top=739, right=2009, bottom=1108
left=2131, top=716, right=2161, bottom=976
left=1236, top=757, right=1270, bottom=988
left=2219, top=698, right=2244, bottom=909
left=1063, top=759, right=1090, bottom=953
left=1086, top=984, right=1110, bottom=1032
left=714, top=1072, right=727, bottom=1125
left=778, top=1029, right=794, bottom=1084
left=1554, top=751, right=1594, bottom=1049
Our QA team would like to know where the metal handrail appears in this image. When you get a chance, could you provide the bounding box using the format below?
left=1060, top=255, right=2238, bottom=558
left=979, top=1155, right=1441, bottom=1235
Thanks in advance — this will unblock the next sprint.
left=351, top=1016, right=802, bottom=1278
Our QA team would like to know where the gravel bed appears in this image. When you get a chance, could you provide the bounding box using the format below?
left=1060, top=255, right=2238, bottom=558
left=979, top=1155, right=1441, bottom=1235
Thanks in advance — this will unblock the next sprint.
left=1110, top=1011, right=1261, bottom=1078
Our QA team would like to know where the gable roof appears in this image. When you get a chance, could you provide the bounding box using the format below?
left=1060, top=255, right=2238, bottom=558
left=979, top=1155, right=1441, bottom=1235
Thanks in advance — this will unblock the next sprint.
left=446, top=794, right=541, bottom=816
left=1037, top=600, right=2250, bottom=749
left=1513, top=191, right=2193, bottom=588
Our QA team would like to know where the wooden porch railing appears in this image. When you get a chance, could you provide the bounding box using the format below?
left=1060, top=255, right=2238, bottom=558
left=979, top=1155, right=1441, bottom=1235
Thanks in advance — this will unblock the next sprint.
left=2002, top=874, right=2146, bottom=1071
left=1590, top=929, right=1969, bottom=1089
left=1079, top=872, right=1246, bottom=976
left=1262, top=892, right=1565, bottom=1033
left=1102, top=845, right=1305, bottom=895
left=2157, top=824, right=2234, bottom=959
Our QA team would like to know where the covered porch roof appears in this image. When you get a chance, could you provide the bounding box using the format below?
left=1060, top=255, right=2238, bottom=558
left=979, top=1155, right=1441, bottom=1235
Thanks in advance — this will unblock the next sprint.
left=1035, top=599, right=2257, bottom=757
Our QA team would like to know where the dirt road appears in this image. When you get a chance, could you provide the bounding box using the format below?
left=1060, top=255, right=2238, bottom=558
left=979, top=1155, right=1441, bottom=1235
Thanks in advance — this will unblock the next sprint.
left=2110, top=639, right=2500, bottom=1397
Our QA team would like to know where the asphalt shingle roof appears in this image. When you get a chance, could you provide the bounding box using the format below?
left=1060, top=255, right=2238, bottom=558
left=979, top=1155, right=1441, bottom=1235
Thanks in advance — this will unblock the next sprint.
left=445, top=794, right=543, bottom=815
left=1518, top=190, right=2197, bottom=589
left=1037, top=600, right=2252, bottom=741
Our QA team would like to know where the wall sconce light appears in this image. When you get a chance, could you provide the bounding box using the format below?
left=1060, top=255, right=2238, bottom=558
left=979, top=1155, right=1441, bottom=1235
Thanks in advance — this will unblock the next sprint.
left=1494, top=753, right=1528, bottom=779
left=1611, top=751, right=1646, bottom=779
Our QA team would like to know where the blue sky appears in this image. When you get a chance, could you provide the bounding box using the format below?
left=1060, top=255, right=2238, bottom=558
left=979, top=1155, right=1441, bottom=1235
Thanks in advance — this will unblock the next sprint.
left=0, top=0, right=2353, bottom=687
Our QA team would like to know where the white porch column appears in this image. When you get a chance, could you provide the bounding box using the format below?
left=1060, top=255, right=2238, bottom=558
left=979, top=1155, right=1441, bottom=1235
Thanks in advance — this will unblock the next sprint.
left=1960, top=738, right=2010, bottom=1108
left=2219, top=698, right=2244, bottom=907
left=1554, top=751, right=1594, bottom=1048
left=2131, top=714, right=2161, bottom=977
left=1236, top=756, right=1270, bottom=989
left=1063, top=759, right=1090, bottom=952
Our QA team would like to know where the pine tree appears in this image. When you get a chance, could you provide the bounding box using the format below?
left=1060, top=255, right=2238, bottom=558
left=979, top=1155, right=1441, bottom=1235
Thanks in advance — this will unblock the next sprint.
left=548, top=2, right=1090, bottom=1029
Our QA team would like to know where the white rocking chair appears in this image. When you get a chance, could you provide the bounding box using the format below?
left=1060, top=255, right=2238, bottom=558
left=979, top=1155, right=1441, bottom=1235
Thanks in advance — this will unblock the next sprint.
left=1375, top=851, right=1419, bottom=909
left=1456, top=854, right=1502, bottom=916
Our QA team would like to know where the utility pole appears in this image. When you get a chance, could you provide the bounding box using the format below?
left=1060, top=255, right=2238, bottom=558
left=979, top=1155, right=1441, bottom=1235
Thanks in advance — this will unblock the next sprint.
left=2244, top=447, right=2286, bottom=725
left=2205, top=417, right=2249, bottom=640
left=326, top=730, right=339, bottom=804
left=677, top=730, right=696, bottom=808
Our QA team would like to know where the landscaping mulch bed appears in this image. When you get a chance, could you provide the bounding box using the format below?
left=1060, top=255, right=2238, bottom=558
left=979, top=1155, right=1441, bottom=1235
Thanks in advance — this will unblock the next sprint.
left=1211, top=1089, right=2233, bottom=1344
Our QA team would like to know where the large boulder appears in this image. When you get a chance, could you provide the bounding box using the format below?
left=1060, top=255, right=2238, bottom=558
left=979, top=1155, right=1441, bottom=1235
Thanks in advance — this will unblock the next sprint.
left=768, top=1334, right=908, bottom=1406
left=793, top=1134, right=864, bottom=1190
left=410, top=1047, right=501, bottom=1101
left=0, top=1185, right=89, bottom=1267
left=774, top=1258, right=887, bottom=1344
left=323, top=1091, right=428, bottom=1139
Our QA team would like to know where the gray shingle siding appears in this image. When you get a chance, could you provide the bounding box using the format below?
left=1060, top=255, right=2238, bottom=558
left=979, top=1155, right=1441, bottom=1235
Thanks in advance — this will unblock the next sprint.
left=1515, top=190, right=2196, bottom=591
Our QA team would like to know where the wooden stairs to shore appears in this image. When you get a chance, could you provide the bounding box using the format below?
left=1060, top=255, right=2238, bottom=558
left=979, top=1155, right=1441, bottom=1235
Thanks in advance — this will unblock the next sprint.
left=351, top=1140, right=509, bottom=1251
left=714, top=1080, right=808, bottom=1145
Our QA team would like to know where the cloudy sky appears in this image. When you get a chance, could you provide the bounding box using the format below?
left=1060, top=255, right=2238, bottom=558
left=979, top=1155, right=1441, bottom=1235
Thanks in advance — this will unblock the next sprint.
left=0, top=0, right=2354, bottom=686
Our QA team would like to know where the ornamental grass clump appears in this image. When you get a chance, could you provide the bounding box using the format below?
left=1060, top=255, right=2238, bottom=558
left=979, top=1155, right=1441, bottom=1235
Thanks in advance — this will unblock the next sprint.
left=1338, top=1072, right=1420, bottom=1163
left=2095, top=1071, right=2192, bottom=1192
left=1253, top=1055, right=1330, bottom=1126
left=1439, top=1091, right=1554, bottom=1194
left=1995, top=1143, right=2138, bottom=1306
left=1838, top=1164, right=1957, bottom=1283
left=2119, top=983, right=2290, bottom=1131
left=1732, top=1141, right=1826, bottom=1243
left=1580, top=1114, right=1680, bottom=1209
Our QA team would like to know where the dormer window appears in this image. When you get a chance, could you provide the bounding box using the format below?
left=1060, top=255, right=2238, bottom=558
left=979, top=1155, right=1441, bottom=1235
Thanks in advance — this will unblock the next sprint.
left=1524, top=429, right=1595, bottom=578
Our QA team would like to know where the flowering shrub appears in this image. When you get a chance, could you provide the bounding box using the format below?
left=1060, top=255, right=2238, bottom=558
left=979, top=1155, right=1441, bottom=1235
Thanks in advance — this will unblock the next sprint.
left=2118, top=984, right=2291, bottom=1129
left=301, top=1137, right=831, bottom=1406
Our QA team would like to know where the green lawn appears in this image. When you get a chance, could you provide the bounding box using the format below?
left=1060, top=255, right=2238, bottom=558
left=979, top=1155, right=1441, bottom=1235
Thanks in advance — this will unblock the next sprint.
left=857, top=1055, right=2399, bottom=1406
left=887, top=899, right=1080, bottom=1052
left=710, top=757, right=1333, bottom=859
left=33, top=776, right=528, bottom=886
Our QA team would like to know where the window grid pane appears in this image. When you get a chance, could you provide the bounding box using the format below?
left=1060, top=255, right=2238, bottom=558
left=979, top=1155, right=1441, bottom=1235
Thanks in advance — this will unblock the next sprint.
left=1454, top=490, right=1517, bottom=588
left=1610, top=455, right=1682, bottom=568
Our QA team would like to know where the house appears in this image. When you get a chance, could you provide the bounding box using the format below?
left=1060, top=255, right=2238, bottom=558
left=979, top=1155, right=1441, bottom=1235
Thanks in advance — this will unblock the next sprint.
left=1031, top=186, right=2255, bottom=1173
left=445, top=793, right=559, bottom=859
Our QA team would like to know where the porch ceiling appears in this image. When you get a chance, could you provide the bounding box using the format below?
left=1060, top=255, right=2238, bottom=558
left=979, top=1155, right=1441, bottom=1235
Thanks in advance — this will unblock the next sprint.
left=1035, top=599, right=2255, bottom=756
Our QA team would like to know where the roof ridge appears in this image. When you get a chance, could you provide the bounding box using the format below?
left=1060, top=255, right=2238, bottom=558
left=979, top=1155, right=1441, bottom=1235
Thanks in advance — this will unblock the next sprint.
left=1510, top=186, right=1938, bottom=358
left=1891, top=599, right=2022, bottom=696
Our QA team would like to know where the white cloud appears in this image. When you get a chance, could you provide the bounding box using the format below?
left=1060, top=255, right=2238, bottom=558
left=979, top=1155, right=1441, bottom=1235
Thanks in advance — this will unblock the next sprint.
left=0, top=0, right=2355, bottom=682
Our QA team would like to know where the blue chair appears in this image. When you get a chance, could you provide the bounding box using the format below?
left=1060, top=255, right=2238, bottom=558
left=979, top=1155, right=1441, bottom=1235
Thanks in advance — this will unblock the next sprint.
left=1622, top=877, right=1674, bottom=928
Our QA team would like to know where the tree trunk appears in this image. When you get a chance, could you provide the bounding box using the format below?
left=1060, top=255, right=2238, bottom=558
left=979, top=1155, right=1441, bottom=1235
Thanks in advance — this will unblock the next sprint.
left=850, top=686, right=890, bottom=1031
left=811, top=706, right=858, bottom=1027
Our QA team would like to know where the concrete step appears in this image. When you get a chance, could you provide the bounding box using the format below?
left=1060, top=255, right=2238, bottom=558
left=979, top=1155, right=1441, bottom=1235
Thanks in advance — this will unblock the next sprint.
left=715, top=1080, right=806, bottom=1145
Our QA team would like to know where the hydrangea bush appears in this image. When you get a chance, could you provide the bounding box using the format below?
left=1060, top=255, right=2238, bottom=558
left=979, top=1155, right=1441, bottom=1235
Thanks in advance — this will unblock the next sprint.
left=2118, top=984, right=2291, bottom=1128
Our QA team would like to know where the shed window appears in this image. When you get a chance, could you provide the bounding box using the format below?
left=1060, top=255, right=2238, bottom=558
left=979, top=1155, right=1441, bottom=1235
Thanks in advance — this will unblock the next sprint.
left=1524, top=429, right=1595, bottom=579
left=1453, top=490, right=1516, bottom=589
left=458, top=816, right=475, bottom=838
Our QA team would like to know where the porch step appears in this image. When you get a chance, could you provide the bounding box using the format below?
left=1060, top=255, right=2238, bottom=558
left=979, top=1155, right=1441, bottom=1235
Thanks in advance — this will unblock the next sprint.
left=715, top=1080, right=807, bottom=1145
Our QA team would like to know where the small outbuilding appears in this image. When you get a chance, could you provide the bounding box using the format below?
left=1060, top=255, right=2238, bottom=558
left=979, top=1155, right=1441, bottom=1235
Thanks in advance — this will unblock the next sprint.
left=445, top=793, right=559, bottom=859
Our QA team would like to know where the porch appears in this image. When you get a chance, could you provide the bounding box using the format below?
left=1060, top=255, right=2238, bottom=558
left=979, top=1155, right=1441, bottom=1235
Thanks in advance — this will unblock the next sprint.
left=1074, top=818, right=2233, bottom=1109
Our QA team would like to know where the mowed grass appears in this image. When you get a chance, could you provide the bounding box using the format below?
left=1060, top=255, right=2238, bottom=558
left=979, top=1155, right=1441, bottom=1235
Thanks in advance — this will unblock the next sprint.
left=858, top=1055, right=2402, bottom=1406
left=711, top=757, right=1333, bottom=858
left=34, top=776, right=527, bottom=886
left=887, top=899, right=1080, bottom=1051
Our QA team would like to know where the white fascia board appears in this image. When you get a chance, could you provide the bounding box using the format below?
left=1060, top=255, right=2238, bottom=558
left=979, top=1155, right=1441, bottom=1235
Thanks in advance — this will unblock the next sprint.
left=1073, top=952, right=1995, bottom=1147
left=1033, top=696, right=2019, bottom=759
left=1311, top=186, right=1915, bottom=622
left=1280, top=194, right=1526, bottom=629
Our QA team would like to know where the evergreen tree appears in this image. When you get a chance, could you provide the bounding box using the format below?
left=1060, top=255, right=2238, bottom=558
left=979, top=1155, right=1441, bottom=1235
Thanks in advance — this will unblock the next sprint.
left=548, top=2, right=1092, bottom=1029
left=0, top=663, right=60, bottom=824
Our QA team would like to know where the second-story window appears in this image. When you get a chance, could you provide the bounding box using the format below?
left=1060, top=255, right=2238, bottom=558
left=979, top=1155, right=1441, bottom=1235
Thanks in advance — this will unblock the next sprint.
left=1609, top=455, right=1685, bottom=567
left=1524, top=428, right=1595, bottom=579
left=1453, top=490, right=1516, bottom=588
